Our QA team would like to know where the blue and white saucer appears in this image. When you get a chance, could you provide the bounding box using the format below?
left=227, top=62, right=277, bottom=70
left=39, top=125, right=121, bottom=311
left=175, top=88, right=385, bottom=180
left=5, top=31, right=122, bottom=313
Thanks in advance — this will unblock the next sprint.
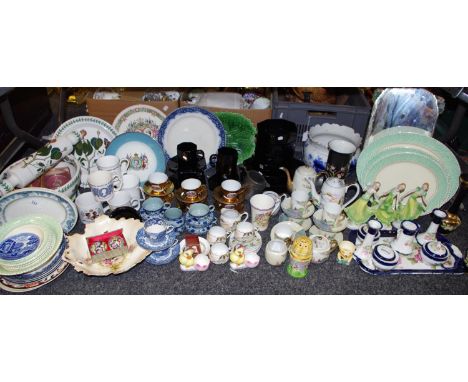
left=136, top=228, right=177, bottom=251
left=145, top=242, right=180, bottom=266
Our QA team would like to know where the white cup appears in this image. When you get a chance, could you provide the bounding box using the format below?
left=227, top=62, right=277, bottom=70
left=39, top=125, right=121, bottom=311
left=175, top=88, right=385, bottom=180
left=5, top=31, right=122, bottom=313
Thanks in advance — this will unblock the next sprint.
left=88, top=170, right=115, bottom=202
left=107, top=190, right=139, bottom=211
left=121, top=174, right=144, bottom=209
left=234, top=221, right=257, bottom=243
left=75, top=191, right=107, bottom=224
left=265, top=240, right=288, bottom=266
left=250, top=193, right=275, bottom=231
left=149, top=172, right=168, bottom=184
left=219, top=208, right=249, bottom=232
left=209, top=243, right=230, bottom=265
left=207, top=226, right=228, bottom=245
left=323, top=202, right=344, bottom=225
left=291, top=189, right=311, bottom=210
left=96, top=155, right=129, bottom=190
left=274, top=225, right=294, bottom=242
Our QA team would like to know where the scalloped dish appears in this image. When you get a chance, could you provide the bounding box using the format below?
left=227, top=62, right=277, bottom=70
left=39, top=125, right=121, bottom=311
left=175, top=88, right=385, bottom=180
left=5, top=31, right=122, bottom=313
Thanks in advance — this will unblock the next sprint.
left=63, top=215, right=151, bottom=276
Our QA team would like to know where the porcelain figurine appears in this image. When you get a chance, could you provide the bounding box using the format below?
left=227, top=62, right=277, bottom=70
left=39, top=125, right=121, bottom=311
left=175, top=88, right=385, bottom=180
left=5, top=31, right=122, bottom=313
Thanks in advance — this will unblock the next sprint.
left=228, top=244, right=260, bottom=270
left=374, top=183, right=406, bottom=227
left=0, top=132, right=80, bottom=196
left=179, top=247, right=196, bottom=271
left=354, top=219, right=383, bottom=265
left=337, top=241, right=356, bottom=266
left=390, top=220, right=419, bottom=255
left=416, top=209, right=447, bottom=246
left=397, top=183, right=429, bottom=221
left=344, top=181, right=381, bottom=228
left=440, top=173, right=468, bottom=234
left=309, top=176, right=360, bottom=209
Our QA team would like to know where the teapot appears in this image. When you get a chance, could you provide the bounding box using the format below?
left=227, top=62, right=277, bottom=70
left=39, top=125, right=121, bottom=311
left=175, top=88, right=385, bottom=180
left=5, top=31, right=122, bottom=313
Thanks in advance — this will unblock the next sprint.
left=309, top=176, right=360, bottom=209
left=280, top=165, right=316, bottom=194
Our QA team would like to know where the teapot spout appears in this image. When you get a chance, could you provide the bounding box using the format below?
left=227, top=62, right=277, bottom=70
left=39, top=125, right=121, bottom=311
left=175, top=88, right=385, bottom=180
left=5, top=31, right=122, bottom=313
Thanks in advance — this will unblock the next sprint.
left=279, top=167, right=293, bottom=193
left=307, top=177, right=320, bottom=205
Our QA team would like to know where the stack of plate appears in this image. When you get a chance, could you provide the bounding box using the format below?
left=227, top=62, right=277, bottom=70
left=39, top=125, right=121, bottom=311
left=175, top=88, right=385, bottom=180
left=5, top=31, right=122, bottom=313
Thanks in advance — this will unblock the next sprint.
left=0, top=215, right=68, bottom=293
left=357, top=126, right=461, bottom=214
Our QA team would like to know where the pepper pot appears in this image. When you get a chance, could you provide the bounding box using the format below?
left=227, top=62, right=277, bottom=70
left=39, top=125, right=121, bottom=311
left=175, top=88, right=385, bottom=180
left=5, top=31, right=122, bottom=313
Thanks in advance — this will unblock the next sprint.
left=416, top=209, right=447, bottom=246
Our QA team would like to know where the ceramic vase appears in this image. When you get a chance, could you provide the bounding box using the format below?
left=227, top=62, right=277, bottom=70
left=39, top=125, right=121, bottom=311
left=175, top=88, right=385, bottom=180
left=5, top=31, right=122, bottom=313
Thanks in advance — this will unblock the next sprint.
left=416, top=209, right=447, bottom=246
left=354, top=219, right=383, bottom=262
left=391, top=220, right=419, bottom=255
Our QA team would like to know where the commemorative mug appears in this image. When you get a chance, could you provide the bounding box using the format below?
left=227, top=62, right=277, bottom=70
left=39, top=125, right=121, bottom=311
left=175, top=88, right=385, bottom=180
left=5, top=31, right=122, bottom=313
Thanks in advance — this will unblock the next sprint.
left=107, top=190, right=139, bottom=211
left=88, top=170, right=115, bottom=202
left=96, top=155, right=129, bottom=190
left=75, top=191, right=107, bottom=224
left=121, top=174, right=145, bottom=209
left=250, top=193, right=275, bottom=231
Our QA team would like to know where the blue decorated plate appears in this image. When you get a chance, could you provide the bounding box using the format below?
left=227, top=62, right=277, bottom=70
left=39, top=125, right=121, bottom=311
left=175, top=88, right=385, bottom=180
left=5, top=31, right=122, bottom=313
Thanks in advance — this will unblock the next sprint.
left=106, top=132, right=166, bottom=185
left=158, top=106, right=225, bottom=166
left=145, top=242, right=180, bottom=266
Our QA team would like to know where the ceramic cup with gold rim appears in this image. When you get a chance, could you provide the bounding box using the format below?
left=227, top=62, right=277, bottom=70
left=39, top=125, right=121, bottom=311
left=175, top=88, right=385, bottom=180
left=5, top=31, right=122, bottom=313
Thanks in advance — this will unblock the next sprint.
left=220, top=179, right=245, bottom=203
left=144, top=172, right=175, bottom=198
left=179, top=178, right=206, bottom=202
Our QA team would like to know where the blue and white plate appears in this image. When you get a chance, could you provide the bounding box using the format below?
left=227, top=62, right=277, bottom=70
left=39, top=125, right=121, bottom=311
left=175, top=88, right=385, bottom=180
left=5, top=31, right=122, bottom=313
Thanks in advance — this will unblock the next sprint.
left=106, top=132, right=166, bottom=185
left=158, top=106, right=225, bottom=166
left=145, top=242, right=180, bottom=266
left=0, top=188, right=77, bottom=233
left=136, top=228, right=177, bottom=252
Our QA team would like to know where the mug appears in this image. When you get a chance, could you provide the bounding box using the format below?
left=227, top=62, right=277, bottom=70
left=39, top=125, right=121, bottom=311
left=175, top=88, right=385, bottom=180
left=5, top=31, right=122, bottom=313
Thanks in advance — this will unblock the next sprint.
left=207, top=226, right=228, bottom=245
left=163, top=207, right=185, bottom=232
left=121, top=174, right=145, bottom=209
left=250, top=193, right=275, bottom=232
left=75, top=191, right=106, bottom=224
left=234, top=221, right=257, bottom=243
left=209, top=243, right=230, bottom=264
left=309, top=234, right=338, bottom=263
left=143, top=219, right=174, bottom=241
left=88, top=170, right=115, bottom=202
left=107, top=190, right=139, bottom=211
left=265, top=240, right=288, bottom=266
left=291, top=189, right=312, bottom=210
left=326, top=139, right=357, bottom=179
left=220, top=208, right=249, bottom=231
left=141, top=197, right=171, bottom=218
left=96, top=155, right=129, bottom=190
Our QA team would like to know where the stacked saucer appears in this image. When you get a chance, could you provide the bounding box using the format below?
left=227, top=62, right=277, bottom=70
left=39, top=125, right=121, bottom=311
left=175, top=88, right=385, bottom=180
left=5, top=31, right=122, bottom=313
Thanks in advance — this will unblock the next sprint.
left=136, top=223, right=179, bottom=266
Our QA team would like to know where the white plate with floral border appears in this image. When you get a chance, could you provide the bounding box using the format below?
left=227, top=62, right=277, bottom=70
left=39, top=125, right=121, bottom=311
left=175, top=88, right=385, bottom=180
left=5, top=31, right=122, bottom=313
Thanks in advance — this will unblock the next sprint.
left=112, top=104, right=166, bottom=139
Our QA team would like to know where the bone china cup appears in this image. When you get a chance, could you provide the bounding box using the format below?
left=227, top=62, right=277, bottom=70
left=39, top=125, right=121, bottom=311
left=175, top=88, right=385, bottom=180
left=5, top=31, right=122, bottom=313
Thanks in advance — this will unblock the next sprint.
left=143, top=219, right=174, bottom=241
left=96, top=155, right=129, bottom=190
left=75, top=191, right=106, bottom=224
left=250, top=193, right=275, bottom=231
left=234, top=221, right=256, bottom=243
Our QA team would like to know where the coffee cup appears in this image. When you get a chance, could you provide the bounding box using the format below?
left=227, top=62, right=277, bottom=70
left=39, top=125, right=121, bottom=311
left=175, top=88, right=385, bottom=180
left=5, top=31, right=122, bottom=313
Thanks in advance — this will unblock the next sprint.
left=121, top=174, right=145, bottom=209
left=207, top=226, right=228, bottom=245
left=163, top=207, right=185, bottom=232
left=75, top=191, right=107, bottom=224
left=220, top=208, right=249, bottom=232
left=250, top=193, right=275, bottom=232
left=181, top=178, right=203, bottom=200
left=309, top=234, right=337, bottom=263
left=96, top=155, right=129, bottom=190
left=221, top=179, right=244, bottom=201
left=265, top=240, right=288, bottom=266
left=141, top=197, right=171, bottom=218
left=143, top=219, right=174, bottom=241
left=88, top=170, right=115, bottom=202
left=107, top=190, right=140, bottom=211
left=291, top=189, right=311, bottom=210
left=323, top=202, right=345, bottom=226
left=209, top=243, right=230, bottom=264
left=234, top=221, right=257, bottom=243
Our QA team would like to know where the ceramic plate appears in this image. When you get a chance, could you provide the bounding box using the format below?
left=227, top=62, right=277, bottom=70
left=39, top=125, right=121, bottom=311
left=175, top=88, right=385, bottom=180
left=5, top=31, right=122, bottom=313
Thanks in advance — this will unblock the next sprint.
left=309, top=225, right=344, bottom=244
left=0, top=188, right=77, bottom=233
left=112, top=104, right=166, bottom=139
left=158, top=107, right=225, bottom=165
left=106, top=132, right=166, bottom=185
left=270, top=221, right=305, bottom=241
left=279, top=214, right=313, bottom=231
left=229, top=231, right=262, bottom=253
left=53, top=116, right=118, bottom=187
left=215, top=112, right=256, bottom=164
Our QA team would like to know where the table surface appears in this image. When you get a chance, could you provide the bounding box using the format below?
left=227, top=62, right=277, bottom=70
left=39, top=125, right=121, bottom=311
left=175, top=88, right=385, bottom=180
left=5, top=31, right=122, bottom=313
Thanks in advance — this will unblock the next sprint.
left=2, top=195, right=467, bottom=295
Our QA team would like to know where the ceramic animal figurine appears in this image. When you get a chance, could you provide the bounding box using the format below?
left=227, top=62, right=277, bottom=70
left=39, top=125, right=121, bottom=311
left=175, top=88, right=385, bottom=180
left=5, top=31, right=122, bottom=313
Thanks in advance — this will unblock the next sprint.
left=179, top=248, right=196, bottom=271
left=229, top=244, right=259, bottom=270
left=309, top=176, right=360, bottom=209
left=344, top=181, right=381, bottom=228
left=374, top=183, right=406, bottom=227
left=397, top=183, right=429, bottom=221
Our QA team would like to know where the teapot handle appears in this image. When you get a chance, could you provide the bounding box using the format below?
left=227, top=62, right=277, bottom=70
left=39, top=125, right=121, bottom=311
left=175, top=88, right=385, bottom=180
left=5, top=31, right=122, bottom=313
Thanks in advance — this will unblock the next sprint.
left=343, top=183, right=361, bottom=208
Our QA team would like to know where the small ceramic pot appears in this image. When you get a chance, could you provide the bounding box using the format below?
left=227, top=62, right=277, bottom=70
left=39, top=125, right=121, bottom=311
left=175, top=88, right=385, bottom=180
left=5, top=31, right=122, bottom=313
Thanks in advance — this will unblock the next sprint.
left=234, top=221, right=257, bottom=243
left=75, top=192, right=106, bottom=224
left=88, top=170, right=115, bottom=202
left=310, top=234, right=337, bottom=264
left=143, top=219, right=174, bottom=242
left=250, top=193, right=275, bottom=232
left=206, top=226, right=228, bottom=245
left=421, top=241, right=448, bottom=265
left=209, top=243, right=230, bottom=264
left=265, top=240, right=288, bottom=266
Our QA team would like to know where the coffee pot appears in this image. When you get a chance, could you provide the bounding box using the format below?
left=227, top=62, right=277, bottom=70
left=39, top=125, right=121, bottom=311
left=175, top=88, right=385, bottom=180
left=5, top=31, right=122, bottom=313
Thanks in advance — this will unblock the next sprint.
left=309, top=176, right=360, bottom=208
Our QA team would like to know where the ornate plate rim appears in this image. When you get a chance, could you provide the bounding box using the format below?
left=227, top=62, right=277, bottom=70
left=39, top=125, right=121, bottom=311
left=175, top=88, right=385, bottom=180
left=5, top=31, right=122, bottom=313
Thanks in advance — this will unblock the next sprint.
left=112, top=104, right=166, bottom=137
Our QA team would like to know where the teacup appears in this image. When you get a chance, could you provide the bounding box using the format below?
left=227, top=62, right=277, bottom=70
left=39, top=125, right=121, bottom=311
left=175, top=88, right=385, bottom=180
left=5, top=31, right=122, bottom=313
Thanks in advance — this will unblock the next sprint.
left=250, top=193, right=275, bottom=232
left=274, top=225, right=294, bottom=244
left=221, top=179, right=244, bottom=202
left=209, top=243, right=230, bottom=264
left=108, top=190, right=140, bottom=211
left=234, top=221, right=257, bottom=243
left=88, top=170, right=115, bottom=202
left=163, top=207, right=185, bottom=232
left=146, top=172, right=171, bottom=194
left=265, top=240, right=288, bottom=266
left=143, top=219, right=174, bottom=241
left=309, top=234, right=338, bottom=264
left=323, top=202, right=345, bottom=226
left=96, top=155, right=129, bottom=190
left=75, top=192, right=107, bottom=224
left=207, top=226, right=228, bottom=245
left=291, top=189, right=312, bottom=210
left=141, top=197, right=171, bottom=218
left=121, top=174, right=145, bottom=210
left=219, top=208, right=249, bottom=232
left=181, top=178, right=204, bottom=200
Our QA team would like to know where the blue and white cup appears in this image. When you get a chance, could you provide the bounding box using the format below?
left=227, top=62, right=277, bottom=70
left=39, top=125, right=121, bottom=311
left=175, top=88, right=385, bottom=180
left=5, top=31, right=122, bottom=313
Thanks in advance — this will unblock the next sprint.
left=187, top=203, right=215, bottom=224
left=143, top=219, right=174, bottom=241
left=163, top=207, right=185, bottom=232
left=88, top=170, right=115, bottom=202
left=142, top=197, right=171, bottom=218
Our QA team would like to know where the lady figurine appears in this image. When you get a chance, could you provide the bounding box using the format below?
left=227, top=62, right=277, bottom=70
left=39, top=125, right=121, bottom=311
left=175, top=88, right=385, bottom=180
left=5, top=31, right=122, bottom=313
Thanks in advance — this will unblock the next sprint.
left=374, top=183, right=406, bottom=227
left=397, top=183, right=429, bottom=221
left=344, top=181, right=381, bottom=228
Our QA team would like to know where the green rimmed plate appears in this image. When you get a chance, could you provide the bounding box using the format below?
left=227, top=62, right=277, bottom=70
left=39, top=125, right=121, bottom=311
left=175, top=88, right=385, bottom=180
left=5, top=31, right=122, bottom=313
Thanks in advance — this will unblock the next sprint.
left=0, top=215, right=63, bottom=276
left=215, top=112, right=256, bottom=164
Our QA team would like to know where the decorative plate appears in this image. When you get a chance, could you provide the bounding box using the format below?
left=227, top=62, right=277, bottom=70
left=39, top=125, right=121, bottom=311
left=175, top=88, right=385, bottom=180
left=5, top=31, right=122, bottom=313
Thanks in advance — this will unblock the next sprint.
left=215, top=112, right=256, bottom=164
left=53, top=116, right=118, bottom=187
left=63, top=215, right=151, bottom=276
left=0, top=188, right=78, bottom=233
left=158, top=107, right=226, bottom=165
left=145, top=242, right=180, bottom=266
left=112, top=104, right=166, bottom=139
left=105, top=132, right=166, bottom=185
left=357, top=127, right=461, bottom=214
left=0, top=215, right=63, bottom=276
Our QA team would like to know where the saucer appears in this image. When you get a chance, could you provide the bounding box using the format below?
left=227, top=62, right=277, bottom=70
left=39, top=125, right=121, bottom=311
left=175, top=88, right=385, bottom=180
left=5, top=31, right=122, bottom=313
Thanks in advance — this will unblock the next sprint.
left=312, top=209, right=348, bottom=233
left=146, top=242, right=180, bottom=266
left=136, top=228, right=177, bottom=251
left=278, top=213, right=312, bottom=231
left=308, top=225, right=344, bottom=244
left=270, top=221, right=305, bottom=242
left=229, top=231, right=262, bottom=253
left=175, top=185, right=208, bottom=205
left=281, top=197, right=315, bottom=219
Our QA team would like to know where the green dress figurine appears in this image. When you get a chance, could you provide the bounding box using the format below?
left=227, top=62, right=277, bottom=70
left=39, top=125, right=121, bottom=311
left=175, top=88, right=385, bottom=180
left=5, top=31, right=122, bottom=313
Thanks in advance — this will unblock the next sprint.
left=345, top=181, right=380, bottom=228
left=397, top=183, right=429, bottom=221
left=374, top=183, right=406, bottom=227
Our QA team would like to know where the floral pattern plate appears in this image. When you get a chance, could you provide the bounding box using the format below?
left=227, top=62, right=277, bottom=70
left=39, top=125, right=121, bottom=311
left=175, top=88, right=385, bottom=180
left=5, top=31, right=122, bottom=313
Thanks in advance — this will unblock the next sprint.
left=158, top=106, right=226, bottom=166
left=112, top=104, right=166, bottom=139
left=53, top=116, right=118, bottom=187
left=0, top=188, right=77, bottom=233
left=105, top=132, right=166, bottom=185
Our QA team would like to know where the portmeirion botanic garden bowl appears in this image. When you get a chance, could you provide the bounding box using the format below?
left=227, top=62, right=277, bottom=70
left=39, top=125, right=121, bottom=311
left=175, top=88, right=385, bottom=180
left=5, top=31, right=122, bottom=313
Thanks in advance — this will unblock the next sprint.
left=63, top=215, right=150, bottom=276
left=303, top=123, right=362, bottom=172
